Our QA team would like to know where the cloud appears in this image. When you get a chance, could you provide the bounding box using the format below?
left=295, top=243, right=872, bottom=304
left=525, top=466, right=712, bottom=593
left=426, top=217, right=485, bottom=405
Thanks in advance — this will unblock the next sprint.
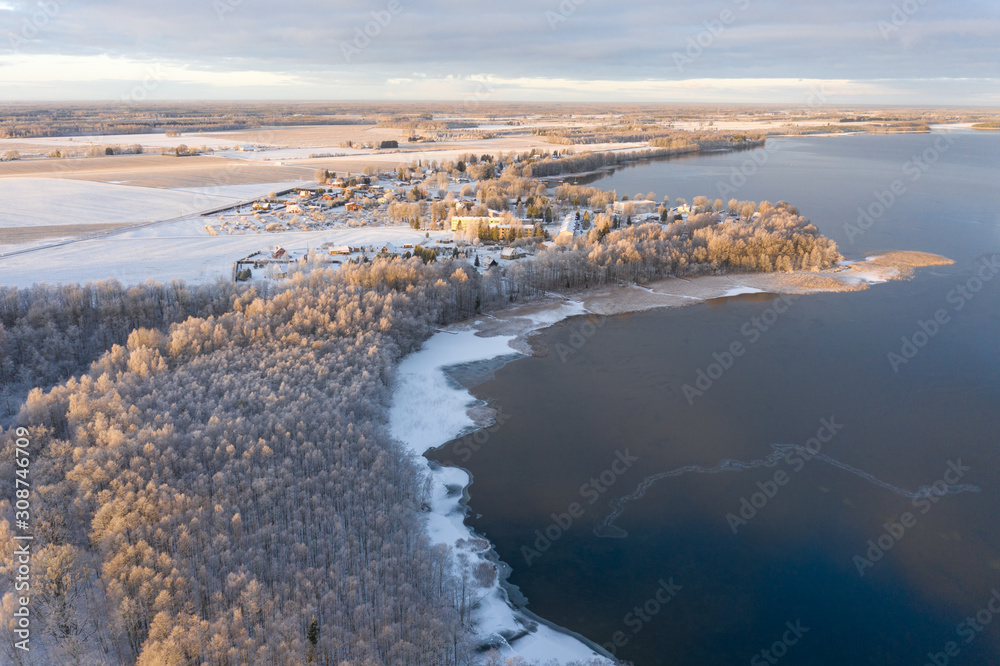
left=1, top=0, right=998, bottom=102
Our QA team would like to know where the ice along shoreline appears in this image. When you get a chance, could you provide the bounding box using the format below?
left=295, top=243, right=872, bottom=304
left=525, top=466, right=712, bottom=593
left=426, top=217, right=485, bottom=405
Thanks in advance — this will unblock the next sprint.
left=386, top=252, right=951, bottom=664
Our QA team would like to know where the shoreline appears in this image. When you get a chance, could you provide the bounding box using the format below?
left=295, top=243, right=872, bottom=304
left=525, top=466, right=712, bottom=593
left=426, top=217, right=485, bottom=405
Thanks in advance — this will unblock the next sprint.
left=387, top=251, right=951, bottom=664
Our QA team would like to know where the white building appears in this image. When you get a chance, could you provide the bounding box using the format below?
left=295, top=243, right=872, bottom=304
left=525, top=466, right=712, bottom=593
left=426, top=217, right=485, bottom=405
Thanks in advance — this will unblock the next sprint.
left=613, top=200, right=658, bottom=215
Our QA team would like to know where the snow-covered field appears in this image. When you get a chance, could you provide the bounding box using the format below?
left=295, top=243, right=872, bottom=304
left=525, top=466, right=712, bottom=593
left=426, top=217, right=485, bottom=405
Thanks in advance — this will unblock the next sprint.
left=389, top=303, right=614, bottom=665
left=0, top=220, right=455, bottom=287
left=0, top=132, right=238, bottom=150
left=0, top=178, right=235, bottom=228
left=213, top=147, right=366, bottom=161
left=168, top=180, right=312, bottom=199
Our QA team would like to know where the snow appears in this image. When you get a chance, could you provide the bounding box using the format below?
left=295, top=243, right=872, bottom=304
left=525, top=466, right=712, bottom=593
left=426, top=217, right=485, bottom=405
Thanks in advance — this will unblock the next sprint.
left=1, top=132, right=238, bottom=150
left=392, top=330, right=517, bottom=455
left=0, top=223, right=455, bottom=288
left=214, top=147, right=366, bottom=161
left=847, top=271, right=890, bottom=285
left=558, top=212, right=579, bottom=237
left=848, top=256, right=897, bottom=284
left=0, top=178, right=234, bottom=228
left=718, top=286, right=766, bottom=297
left=390, top=307, right=613, bottom=665
left=928, top=123, right=977, bottom=131
left=168, top=180, right=312, bottom=200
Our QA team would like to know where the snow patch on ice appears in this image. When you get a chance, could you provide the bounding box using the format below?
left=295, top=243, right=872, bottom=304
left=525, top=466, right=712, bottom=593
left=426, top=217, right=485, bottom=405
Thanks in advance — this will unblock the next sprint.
left=719, top=286, right=766, bottom=297
left=389, top=308, right=612, bottom=665
left=391, top=330, right=518, bottom=456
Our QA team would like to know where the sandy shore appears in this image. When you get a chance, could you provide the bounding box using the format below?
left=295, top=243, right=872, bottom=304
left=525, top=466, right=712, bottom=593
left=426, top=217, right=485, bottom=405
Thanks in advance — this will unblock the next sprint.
left=475, top=250, right=953, bottom=334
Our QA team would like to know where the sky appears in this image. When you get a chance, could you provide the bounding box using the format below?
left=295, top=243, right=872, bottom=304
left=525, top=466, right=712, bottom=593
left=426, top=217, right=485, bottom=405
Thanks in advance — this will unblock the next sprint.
left=1, top=0, right=998, bottom=104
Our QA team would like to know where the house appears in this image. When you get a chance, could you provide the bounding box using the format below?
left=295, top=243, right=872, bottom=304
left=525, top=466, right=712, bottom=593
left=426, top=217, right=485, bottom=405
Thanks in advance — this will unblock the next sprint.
left=285, top=203, right=303, bottom=214
left=501, top=247, right=525, bottom=260
left=613, top=200, right=657, bottom=216
left=328, top=245, right=352, bottom=255
left=273, top=246, right=288, bottom=259
left=484, top=257, right=499, bottom=268
left=345, top=202, right=363, bottom=212
left=377, top=242, right=399, bottom=257
left=252, top=201, right=271, bottom=211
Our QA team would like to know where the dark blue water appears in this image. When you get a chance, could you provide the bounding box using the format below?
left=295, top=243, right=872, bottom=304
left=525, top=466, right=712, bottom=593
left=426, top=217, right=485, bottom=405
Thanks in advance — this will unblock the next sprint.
left=429, top=132, right=1000, bottom=665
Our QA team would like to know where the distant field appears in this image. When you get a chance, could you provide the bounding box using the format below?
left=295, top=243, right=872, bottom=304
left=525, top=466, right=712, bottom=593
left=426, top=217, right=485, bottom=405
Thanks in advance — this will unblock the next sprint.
left=0, top=154, right=311, bottom=188
left=301, top=136, right=649, bottom=174
left=200, top=124, right=407, bottom=147
left=0, top=153, right=191, bottom=177
left=0, top=126, right=657, bottom=190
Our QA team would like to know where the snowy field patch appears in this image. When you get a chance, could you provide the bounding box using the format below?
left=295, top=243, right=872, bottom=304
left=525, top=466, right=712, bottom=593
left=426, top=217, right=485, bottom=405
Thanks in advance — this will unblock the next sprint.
left=0, top=178, right=233, bottom=228
left=167, top=180, right=312, bottom=200
left=0, top=223, right=455, bottom=287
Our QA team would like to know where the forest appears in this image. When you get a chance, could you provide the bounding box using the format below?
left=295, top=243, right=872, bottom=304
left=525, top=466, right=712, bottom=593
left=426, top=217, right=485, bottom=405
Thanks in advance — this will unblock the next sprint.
left=0, top=200, right=840, bottom=664
left=533, top=126, right=764, bottom=147
left=0, top=264, right=488, bottom=665
left=0, top=281, right=245, bottom=425
left=514, top=137, right=763, bottom=179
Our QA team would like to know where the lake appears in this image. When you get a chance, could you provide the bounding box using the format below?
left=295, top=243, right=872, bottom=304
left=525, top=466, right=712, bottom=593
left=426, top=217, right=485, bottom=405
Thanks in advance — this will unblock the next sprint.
left=428, top=132, right=1000, bottom=665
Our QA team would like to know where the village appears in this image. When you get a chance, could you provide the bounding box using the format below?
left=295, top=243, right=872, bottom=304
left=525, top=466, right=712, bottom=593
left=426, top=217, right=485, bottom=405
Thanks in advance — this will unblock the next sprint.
left=220, top=154, right=739, bottom=283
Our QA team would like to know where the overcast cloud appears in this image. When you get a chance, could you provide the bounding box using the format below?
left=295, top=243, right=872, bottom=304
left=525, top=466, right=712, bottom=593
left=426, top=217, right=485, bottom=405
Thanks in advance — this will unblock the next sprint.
left=1, top=0, right=998, bottom=103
